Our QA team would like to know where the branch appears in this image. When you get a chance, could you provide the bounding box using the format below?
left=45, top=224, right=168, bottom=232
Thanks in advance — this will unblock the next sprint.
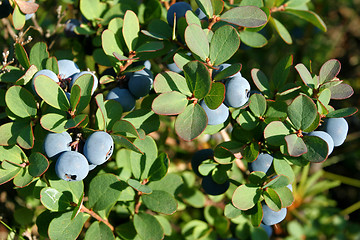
left=1, top=18, right=17, bottom=40
left=80, top=205, right=114, bottom=231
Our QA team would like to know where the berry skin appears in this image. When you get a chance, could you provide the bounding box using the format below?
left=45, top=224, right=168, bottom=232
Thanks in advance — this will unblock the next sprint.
left=43, top=132, right=72, bottom=159
left=201, top=175, right=230, bottom=195
left=260, top=223, right=273, bottom=237
left=58, top=59, right=80, bottom=80
left=70, top=71, right=98, bottom=95
left=55, top=151, right=89, bottom=181
left=195, top=8, right=207, bottom=20
left=128, top=72, right=153, bottom=98
left=25, top=13, right=34, bottom=21
left=248, top=153, right=273, bottom=174
left=106, top=87, right=136, bottom=112
left=224, top=75, right=250, bottom=108
left=307, top=130, right=334, bottom=155
left=84, top=131, right=114, bottom=165
left=64, top=19, right=81, bottom=37
left=32, top=69, right=59, bottom=93
left=191, top=149, right=214, bottom=177
left=321, top=118, right=348, bottom=147
left=167, top=2, right=192, bottom=27
left=167, top=62, right=182, bottom=73
left=262, top=203, right=287, bottom=225
left=200, top=101, right=229, bottom=125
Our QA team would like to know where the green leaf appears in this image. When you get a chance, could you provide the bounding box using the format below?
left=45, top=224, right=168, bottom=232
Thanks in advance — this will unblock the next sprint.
left=5, top=86, right=37, bottom=118
left=173, top=52, right=192, bottom=71
left=301, top=135, right=328, bottom=163
left=295, top=63, right=314, bottom=87
left=94, top=94, right=107, bottom=130
left=142, top=190, right=177, bottom=214
left=104, top=99, right=123, bottom=130
left=204, top=82, right=225, bottom=109
left=329, top=83, right=354, bottom=100
left=101, top=29, right=124, bottom=65
left=185, top=10, right=202, bottom=26
left=239, top=30, right=268, bottom=48
left=220, top=6, right=267, bottom=28
left=88, top=174, right=125, bottom=211
left=148, top=153, right=169, bottom=182
left=272, top=55, right=293, bottom=90
left=319, top=59, right=341, bottom=84
left=232, top=184, right=261, bottom=210
left=211, top=0, right=224, bottom=15
left=80, top=0, right=106, bottom=20
left=28, top=152, right=49, bottom=177
left=249, top=93, right=266, bottom=117
left=123, top=10, right=140, bottom=52
left=13, top=167, right=34, bottom=187
left=224, top=203, right=242, bottom=219
left=48, top=211, right=89, bottom=240
left=285, top=9, right=327, bottom=32
left=12, top=4, right=26, bottom=30
left=46, top=57, right=59, bottom=74
left=251, top=68, right=271, bottom=97
left=15, top=64, right=38, bottom=85
left=185, top=24, right=209, bottom=61
left=123, top=109, right=160, bottom=135
left=249, top=202, right=263, bottom=227
left=154, top=215, right=172, bottom=236
left=327, top=107, right=358, bottom=118
left=15, top=43, right=30, bottom=69
left=241, top=141, right=260, bottom=162
left=136, top=41, right=164, bottom=53
left=270, top=17, right=292, bottom=44
left=0, top=68, right=25, bottom=83
left=196, top=0, right=214, bottom=18
left=148, top=173, right=183, bottom=196
left=237, top=111, right=258, bottom=130
left=127, top=179, right=152, bottom=194
left=72, top=73, right=94, bottom=113
left=112, top=120, right=143, bottom=139
left=130, top=136, right=158, bottom=180
left=263, top=175, right=289, bottom=189
left=34, top=75, right=70, bottom=111
left=248, top=171, right=267, bottom=185
left=40, top=187, right=72, bottom=211
left=273, top=157, right=295, bottom=183
left=263, top=188, right=282, bottom=211
left=65, top=114, right=88, bottom=129
left=175, top=103, right=208, bottom=141
left=48, top=179, right=83, bottom=203
left=213, top=63, right=242, bottom=81
left=16, top=122, right=34, bottom=149
left=70, top=85, right=81, bottom=113
left=0, top=165, right=21, bottom=185
left=85, top=222, right=115, bottom=240
left=40, top=113, right=67, bottom=133
left=273, top=186, right=294, bottom=208
left=152, top=91, right=188, bottom=115
left=183, top=61, right=211, bottom=99
left=287, top=94, right=317, bottom=130
left=210, top=25, right=240, bottom=65
left=143, top=19, right=172, bottom=40
left=134, top=213, right=164, bottom=240
left=154, top=71, right=192, bottom=96
left=214, top=141, right=241, bottom=164
left=285, top=134, right=307, bottom=157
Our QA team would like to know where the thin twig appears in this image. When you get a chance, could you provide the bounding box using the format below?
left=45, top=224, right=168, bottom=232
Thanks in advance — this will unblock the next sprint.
left=80, top=205, right=114, bottom=231
left=1, top=18, right=17, bottom=40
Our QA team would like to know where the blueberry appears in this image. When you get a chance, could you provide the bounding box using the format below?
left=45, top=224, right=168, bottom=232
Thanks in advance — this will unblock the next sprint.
left=167, top=2, right=192, bottom=27
left=262, top=203, right=287, bottom=225
left=167, top=62, right=182, bottom=73
left=58, top=59, right=80, bottom=80
left=144, top=60, right=151, bottom=70
left=191, top=149, right=214, bottom=177
left=25, top=13, right=34, bottom=21
left=307, top=130, right=334, bottom=155
left=287, top=184, right=293, bottom=192
left=224, top=75, right=250, bottom=108
left=321, top=118, right=348, bottom=147
left=43, top=132, right=72, bottom=159
left=84, top=131, right=114, bottom=165
left=89, top=164, right=97, bottom=171
left=248, top=153, right=273, bottom=174
left=195, top=8, right=207, bottom=20
left=55, top=151, right=89, bottom=181
left=64, top=19, right=81, bottom=37
left=128, top=73, right=153, bottom=98
left=32, top=69, right=59, bottom=93
left=0, top=0, right=12, bottom=19
left=106, top=87, right=136, bottom=112
left=201, top=175, right=230, bottom=195
left=132, top=68, right=154, bottom=79
left=200, top=101, right=229, bottom=125
left=70, top=71, right=98, bottom=95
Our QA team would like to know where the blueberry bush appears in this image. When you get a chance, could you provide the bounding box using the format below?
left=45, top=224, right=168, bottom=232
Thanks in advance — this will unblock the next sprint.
left=0, top=0, right=359, bottom=239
